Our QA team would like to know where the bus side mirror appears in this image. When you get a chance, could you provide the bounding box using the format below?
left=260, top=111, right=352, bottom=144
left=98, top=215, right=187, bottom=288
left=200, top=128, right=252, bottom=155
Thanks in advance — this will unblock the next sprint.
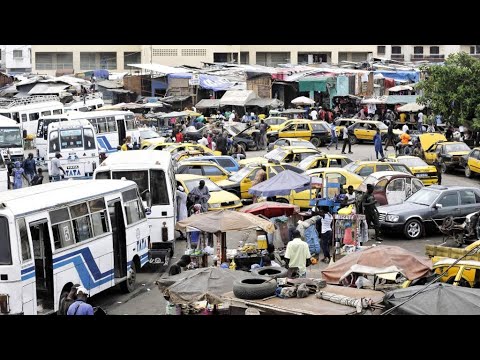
left=23, top=130, right=27, bottom=139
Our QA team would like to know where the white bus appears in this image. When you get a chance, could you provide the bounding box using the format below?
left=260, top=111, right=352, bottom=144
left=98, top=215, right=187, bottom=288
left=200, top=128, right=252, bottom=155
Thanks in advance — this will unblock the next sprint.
left=0, top=95, right=64, bottom=136
left=0, top=180, right=150, bottom=315
left=64, top=93, right=104, bottom=113
left=0, top=116, right=25, bottom=165
left=36, top=110, right=137, bottom=158
left=93, top=150, right=176, bottom=265
left=46, top=119, right=99, bottom=179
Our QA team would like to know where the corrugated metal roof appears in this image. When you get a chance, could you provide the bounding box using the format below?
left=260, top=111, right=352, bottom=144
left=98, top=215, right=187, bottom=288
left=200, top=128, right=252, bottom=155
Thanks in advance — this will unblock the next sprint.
left=28, top=83, right=69, bottom=95
left=195, top=99, right=221, bottom=109
left=97, top=80, right=123, bottom=89
left=127, top=63, right=190, bottom=75
left=246, top=98, right=284, bottom=108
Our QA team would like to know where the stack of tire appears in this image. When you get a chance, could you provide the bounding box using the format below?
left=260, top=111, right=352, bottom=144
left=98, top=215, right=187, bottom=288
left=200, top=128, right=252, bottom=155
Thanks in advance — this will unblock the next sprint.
left=232, top=267, right=288, bottom=300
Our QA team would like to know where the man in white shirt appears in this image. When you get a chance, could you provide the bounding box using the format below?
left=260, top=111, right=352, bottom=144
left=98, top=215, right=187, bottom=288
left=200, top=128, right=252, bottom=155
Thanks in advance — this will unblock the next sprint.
left=417, top=112, right=423, bottom=133
left=198, top=134, right=209, bottom=147
left=316, top=208, right=333, bottom=263
left=402, top=123, right=409, bottom=133
left=284, top=230, right=312, bottom=278
left=341, top=126, right=352, bottom=154
left=459, top=125, right=465, bottom=138
left=310, top=109, right=318, bottom=120
left=228, top=110, right=236, bottom=123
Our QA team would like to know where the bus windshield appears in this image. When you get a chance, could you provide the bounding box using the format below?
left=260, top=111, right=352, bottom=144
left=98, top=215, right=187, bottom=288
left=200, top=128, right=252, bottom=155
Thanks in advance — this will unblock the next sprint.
left=112, top=171, right=149, bottom=200
left=60, top=129, right=83, bottom=149
left=0, top=127, right=22, bottom=148
left=0, top=217, right=11, bottom=265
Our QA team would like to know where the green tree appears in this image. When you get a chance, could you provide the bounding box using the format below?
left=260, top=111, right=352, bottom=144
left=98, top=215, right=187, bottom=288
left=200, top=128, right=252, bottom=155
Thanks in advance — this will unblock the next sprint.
left=417, top=52, right=480, bottom=127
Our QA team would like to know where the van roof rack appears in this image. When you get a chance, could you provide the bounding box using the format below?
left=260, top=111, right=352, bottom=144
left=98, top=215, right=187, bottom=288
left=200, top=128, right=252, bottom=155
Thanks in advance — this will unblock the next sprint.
left=0, top=95, right=60, bottom=109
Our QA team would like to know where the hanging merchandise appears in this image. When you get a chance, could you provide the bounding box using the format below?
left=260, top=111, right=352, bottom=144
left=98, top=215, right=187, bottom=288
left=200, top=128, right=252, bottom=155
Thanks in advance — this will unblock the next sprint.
left=332, top=214, right=366, bottom=261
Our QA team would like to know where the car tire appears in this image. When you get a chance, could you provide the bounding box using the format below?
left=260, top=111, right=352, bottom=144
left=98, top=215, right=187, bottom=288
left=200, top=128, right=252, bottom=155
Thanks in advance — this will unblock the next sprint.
left=441, top=162, right=447, bottom=174
left=251, top=266, right=288, bottom=279
left=349, top=135, right=358, bottom=145
left=237, top=142, right=247, bottom=152
left=404, top=219, right=424, bottom=240
left=120, top=261, right=137, bottom=293
left=233, top=277, right=277, bottom=300
left=310, top=137, right=321, bottom=147
left=465, top=165, right=473, bottom=178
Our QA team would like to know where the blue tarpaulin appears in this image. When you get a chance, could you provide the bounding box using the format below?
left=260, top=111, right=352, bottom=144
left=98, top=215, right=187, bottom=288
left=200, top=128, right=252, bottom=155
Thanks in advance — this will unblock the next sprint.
left=374, top=71, right=419, bottom=83
left=168, top=73, right=236, bottom=91
left=248, top=170, right=321, bottom=197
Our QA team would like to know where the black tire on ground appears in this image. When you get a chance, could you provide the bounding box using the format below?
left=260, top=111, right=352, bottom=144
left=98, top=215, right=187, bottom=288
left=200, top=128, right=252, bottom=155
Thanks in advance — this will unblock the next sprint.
left=403, top=218, right=424, bottom=240
left=233, top=277, right=277, bottom=300
left=349, top=135, right=358, bottom=145
left=251, top=266, right=288, bottom=279
left=465, top=165, right=473, bottom=178
left=120, top=261, right=137, bottom=293
left=310, top=137, right=321, bottom=147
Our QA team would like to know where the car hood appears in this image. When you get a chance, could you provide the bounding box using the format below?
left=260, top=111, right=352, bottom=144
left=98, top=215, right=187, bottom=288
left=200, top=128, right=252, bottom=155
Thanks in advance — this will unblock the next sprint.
left=239, top=157, right=267, bottom=166
left=209, top=190, right=241, bottom=204
left=216, top=179, right=239, bottom=188
left=235, top=125, right=257, bottom=137
left=377, top=202, right=428, bottom=215
left=410, top=165, right=437, bottom=173
left=420, top=133, right=447, bottom=151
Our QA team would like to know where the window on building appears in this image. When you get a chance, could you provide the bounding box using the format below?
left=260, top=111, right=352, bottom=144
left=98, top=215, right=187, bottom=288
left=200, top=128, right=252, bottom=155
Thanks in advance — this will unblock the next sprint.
left=124, top=52, right=141, bottom=70
left=392, top=46, right=402, bottom=54
left=414, top=46, right=424, bottom=55
left=240, top=52, right=249, bottom=64
left=181, top=49, right=207, bottom=57
left=13, top=50, right=22, bottom=58
left=152, top=49, right=178, bottom=56
left=80, top=52, right=116, bottom=70
left=377, top=46, right=386, bottom=55
left=430, top=46, right=440, bottom=55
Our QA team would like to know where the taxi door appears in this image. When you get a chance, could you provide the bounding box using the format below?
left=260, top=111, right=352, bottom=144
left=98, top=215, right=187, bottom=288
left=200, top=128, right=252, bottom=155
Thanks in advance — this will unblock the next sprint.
left=468, top=149, right=480, bottom=174
left=240, top=168, right=259, bottom=199
left=295, top=123, right=312, bottom=140
left=424, top=144, right=439, bottom=164
left=278, top=123, right=296, bottom=139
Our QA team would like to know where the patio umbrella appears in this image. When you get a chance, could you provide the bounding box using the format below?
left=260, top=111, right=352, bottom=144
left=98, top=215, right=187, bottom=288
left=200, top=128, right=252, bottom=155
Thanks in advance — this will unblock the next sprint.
left=239, top=201, right=300, bottom=218
left=176, top=209, right=275, bottom=233
left=383, top=283, right=480, bottom=315
left=321, top=245, right=432, bottom=284
left=248, top=169, right=322, bottom=197
left=397, top=102, right=425, bottom=112
left=291, top=96, right=315, bottom=106
left=157, top=267, right=250, bottom=305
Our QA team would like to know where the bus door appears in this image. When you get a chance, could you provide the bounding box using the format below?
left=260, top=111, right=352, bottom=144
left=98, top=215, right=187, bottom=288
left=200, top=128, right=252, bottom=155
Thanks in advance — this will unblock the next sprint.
left=108, top=199, right=127, bottom=279
left=117, top=119, right=126, bottom=146
left=28, top=219, right=54, bottom=314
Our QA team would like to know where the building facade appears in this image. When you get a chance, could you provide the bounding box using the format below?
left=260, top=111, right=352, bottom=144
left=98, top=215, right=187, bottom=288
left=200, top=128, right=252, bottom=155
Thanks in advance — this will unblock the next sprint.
left=377, top=45, right=466, bottom=63
left=0, top=45, right=32, bottom=74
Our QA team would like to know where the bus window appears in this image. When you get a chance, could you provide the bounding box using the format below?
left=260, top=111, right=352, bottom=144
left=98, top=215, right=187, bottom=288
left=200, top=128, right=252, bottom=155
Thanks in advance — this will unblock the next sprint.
left=29, top=113, right=40, bottom=121
left=88, top=198, right=109, bottom=237
left=21, top=114, right=27, bottom=122
left=150, top=170, right=169, bottom=205
left=122, top=189, right=146, bottom=225
left=70, top=203, right=93, bottom=242
left=84, top=128, right=96, bottom=150
left=41, top=110, right=52, bottom=117
left=50, top=208, right=75, bottom=249
left=49, top=130, right=60, bottom=153
left=107, top=118, right=117, bottom=132
left=53, top=109, right=62, bottom=115
left=97, top=118, right=107, bottom=133
left=0, top=113, right=11, bottom=119
left=112, top=171, right=148, bottom=199
left=94, top=170, right=110, bottom=180
left=12, top=112, right=19, bottom=122
left=17, top=218, right=32, bottom=262
left=60, top=129, right=83, bottom=149
left=0, top=154, right=5, bottom=168
left=0, top=216, right=11, bottom=265
left=126, top=120, right=135, bottom=130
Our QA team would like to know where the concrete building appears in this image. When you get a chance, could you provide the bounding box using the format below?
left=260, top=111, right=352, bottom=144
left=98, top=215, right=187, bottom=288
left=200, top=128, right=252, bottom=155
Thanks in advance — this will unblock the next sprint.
left=377, top=45, right=469, bottom=63
left=0, top=45, right=32, bottom=74
left=31, top=45, right=143, bottom=76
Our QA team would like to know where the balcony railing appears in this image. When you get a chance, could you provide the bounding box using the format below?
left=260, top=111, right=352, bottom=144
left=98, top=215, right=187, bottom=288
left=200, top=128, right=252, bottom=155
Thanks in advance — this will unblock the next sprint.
left=410, top=54, right=445, bottom=62
left=391, top=54, right=405, bottom=61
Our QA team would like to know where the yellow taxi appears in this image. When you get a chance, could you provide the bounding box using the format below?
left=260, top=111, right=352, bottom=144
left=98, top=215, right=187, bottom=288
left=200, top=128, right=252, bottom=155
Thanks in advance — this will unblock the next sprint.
left=420, top=133, right=470, bottom=172
left=175, top=174, right=242, bottom=211
left=267, top=138, right=316, bottom=151
left=348, top=120, right=403, bottom=144
left=138, top=128, right=166, bottom=149
left=464, top=147, right=480, bottom=178
left=271, top=119, right=331, bottom=147
left=287, top=168, right=364, bottom=209
left=146, top=142, right=221, bottom=156
left=384, top=156, right=438, bottom=185
left=262, top=116, right=289, bottom=132
left=144, top=142, right=175, bottom=151
left=343, top=160, right=413, bottom=178
left=238, top=146, right=320, bottom=167
left=176, top=160, right=230, bottom=183
left=334, top=118, right=358, bottom=137
left=296, top=153, right=353, bottom=172
left=216, top=162, right=305, bottom=200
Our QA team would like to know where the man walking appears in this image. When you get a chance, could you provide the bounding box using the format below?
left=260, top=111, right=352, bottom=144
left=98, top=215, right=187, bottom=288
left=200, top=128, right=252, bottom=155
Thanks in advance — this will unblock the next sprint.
left=284, top=230, right=313, bottom=278
left=384, top=121, right=395, bottom=151
left=188, top=180, right=211, bottom=213
left=51, top=153, right=66, bottom=181
left=373, top=129, right=384, bottom=159
left=258, top=119, right=270, bottom=150
left=326, top=122, right=338, bottom=150
left=23, top=153, right=36, bottom=184
left=316, top=208, right=333, bottom=263
left=361, top=184, right=382, bottom=242
left=341, top=125, right=352, bottom=154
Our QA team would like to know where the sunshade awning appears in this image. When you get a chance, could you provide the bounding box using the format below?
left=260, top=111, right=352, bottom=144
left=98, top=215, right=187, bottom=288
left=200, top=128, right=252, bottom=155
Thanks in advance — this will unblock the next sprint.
left=246, top=98, right=284, bottom=108
left=195, top=99, right=221, bottom=109
left=219, top=90, right=258, bottom=106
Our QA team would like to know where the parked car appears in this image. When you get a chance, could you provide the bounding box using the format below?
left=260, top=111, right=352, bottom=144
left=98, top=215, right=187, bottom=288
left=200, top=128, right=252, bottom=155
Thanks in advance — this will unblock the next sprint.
left=384, top=155, right=438, bottom=185
left=343, top=160, right=412, bottom=178
left=356, top=171, right=424, bottom=206
left=347, top=120, right=403, bottom=144
left=267, top=138, right=316, bottom=151
left=267, top=120, right=331, bottom=147
left=176, top=160, right=230, bottom=183
left=378, top=185, right=480, bottom=240
left=239, top=146, right=320, bottom=167
left=138, top=128, right=165, bottom=149
left=333, top=118, right=358, bottom=137
left=224, top=124, right=259, bottom=151
left=297, top=154, right=352, bottom=172
left=187, top=155, right=240, bottom=173
left=419, top=133, right=470, bottom=172
left=462, top=147, right=480, bottom=178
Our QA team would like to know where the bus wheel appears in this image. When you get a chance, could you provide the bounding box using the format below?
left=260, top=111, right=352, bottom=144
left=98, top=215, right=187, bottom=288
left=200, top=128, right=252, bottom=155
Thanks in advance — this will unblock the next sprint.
left=121, top=261, right=137, bottom=293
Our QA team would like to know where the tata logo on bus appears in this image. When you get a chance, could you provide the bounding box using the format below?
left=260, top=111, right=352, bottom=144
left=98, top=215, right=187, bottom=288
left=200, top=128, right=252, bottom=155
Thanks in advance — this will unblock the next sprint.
left=66, top=165, right=81, bottom=177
